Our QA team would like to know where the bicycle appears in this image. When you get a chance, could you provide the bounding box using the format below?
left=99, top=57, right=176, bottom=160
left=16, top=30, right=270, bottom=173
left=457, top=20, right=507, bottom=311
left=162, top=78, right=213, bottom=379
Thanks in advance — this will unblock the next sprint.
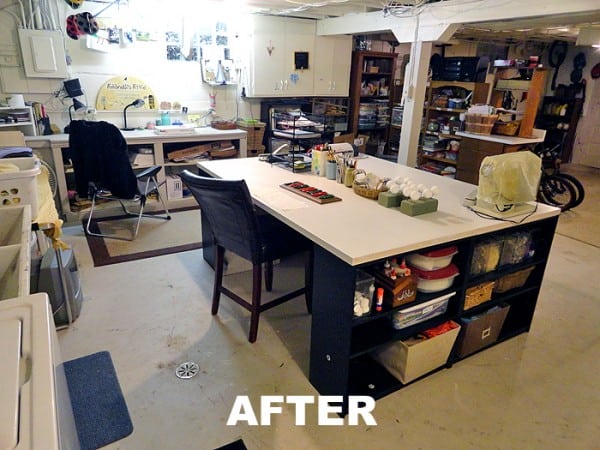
left=533, top=142, right=585, bottom=211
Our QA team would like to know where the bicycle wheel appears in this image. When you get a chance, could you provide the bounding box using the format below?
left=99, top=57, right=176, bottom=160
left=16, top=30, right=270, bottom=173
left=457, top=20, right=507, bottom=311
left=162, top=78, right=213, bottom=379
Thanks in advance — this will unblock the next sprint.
left=538, top=174, right=577, bottom=211
left=556, top=172, right=585, bottom=209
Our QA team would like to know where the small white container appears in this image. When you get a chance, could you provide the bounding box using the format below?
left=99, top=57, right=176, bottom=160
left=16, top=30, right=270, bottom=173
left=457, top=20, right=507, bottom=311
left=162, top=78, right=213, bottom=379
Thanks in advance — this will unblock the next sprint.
left=410, top=263, right=459, bottom=293
left=406, top=245, right=458, bottom=271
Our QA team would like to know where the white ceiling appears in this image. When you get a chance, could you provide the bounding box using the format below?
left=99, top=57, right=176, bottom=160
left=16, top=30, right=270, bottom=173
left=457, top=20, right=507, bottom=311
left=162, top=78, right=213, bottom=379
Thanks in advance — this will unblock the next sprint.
left=239, top=0, right=600, bottom=44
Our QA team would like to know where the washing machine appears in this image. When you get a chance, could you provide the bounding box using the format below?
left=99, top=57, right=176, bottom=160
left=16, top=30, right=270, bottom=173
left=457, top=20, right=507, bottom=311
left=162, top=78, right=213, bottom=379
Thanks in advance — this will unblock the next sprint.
left=0, top=293, right=80, bottom=449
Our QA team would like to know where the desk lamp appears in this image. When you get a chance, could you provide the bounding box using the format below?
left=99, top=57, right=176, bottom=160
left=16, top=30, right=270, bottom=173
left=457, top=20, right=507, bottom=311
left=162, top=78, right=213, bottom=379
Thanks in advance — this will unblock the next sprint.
left=64, top=98, right=87, bottom=133
left=122, top=98, right=145, bottom=130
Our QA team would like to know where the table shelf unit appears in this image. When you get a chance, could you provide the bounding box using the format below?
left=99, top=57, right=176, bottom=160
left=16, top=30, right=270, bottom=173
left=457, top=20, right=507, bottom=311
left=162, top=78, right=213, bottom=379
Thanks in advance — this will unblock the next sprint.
left=0, top=106, right=37, bottom=136
left=25, top=129, right=246, bottom=223
left=309, top=216, right=557, bottom=412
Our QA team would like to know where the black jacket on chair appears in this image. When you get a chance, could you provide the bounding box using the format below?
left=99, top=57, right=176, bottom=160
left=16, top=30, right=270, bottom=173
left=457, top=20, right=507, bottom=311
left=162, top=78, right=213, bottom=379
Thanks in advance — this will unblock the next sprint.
left=69, top=120, right=137, bottom=199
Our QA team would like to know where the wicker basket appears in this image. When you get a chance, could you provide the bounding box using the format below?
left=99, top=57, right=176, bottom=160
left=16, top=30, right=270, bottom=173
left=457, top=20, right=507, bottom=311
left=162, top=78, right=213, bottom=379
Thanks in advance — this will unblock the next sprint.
left=210, top=120, right=237, bottom=130
left=464, top=281, right=495, bottom=310
left=493, top=266, right=535, bottom=293
left=353, top=182, right=385, bottom=199
left=465, top=122, right=494, bottom=135
left=237, top=120, right=266, bottom=150
left=493, top=120, right=520, bottom=136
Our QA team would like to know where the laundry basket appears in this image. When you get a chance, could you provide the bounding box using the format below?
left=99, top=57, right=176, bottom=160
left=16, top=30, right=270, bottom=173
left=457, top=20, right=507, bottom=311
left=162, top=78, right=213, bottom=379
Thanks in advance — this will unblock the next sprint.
left=0, top=156, right=41, bottom=218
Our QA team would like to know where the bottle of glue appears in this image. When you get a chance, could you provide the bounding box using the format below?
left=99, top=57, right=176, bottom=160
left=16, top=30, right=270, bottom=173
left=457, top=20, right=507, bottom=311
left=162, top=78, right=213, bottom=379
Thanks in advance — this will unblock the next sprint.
left=376, top=287, right=384, bottom=312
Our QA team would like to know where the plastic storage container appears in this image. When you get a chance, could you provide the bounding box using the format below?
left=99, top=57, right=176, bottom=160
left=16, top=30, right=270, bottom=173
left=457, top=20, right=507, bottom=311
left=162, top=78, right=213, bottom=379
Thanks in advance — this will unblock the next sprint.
left=392, top=291, right=455, bottom=330
left=499, top=231, right=533, bottom=266
left=470, top=239, right=502, bottom=276
left=0, top=157, right=41, bottom=218
left=406, top=246, right=458, bottom=271
left=410, top=263, right=459, bottom=293
left=354, top=270, right=374, bottom=317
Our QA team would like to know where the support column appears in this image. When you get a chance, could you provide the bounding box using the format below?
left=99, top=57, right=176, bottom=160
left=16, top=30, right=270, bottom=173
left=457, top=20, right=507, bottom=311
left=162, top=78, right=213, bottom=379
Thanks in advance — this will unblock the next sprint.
left=396, top=40, right=432, bottom=167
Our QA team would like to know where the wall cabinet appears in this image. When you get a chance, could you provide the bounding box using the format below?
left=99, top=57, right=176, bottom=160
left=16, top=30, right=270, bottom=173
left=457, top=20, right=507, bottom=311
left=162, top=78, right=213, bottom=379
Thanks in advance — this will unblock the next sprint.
left=348, top=51, right=397, bottom=155
left=309, top=216, right=558, bottom=412
left=313, top=35, right=352, bottom=97
left=418, top=81, right=489, bottom=176
left=247, top=16, right=315, bottom=97
left=0, top=106, right=37, bottom=136
left=246, top=16, right=351, bottom=98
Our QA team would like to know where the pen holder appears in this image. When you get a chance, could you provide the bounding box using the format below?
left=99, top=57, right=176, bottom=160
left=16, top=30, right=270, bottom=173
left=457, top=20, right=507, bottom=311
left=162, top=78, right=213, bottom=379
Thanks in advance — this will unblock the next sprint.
left=326, top=161, right=336, bottom=180
left=344, top=168, right=355, bottom=187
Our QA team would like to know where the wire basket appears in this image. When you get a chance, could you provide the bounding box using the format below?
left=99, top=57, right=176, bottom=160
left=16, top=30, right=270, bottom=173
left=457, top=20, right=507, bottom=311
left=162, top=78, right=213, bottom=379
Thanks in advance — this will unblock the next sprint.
left=464, top=281, right=495, bottom=310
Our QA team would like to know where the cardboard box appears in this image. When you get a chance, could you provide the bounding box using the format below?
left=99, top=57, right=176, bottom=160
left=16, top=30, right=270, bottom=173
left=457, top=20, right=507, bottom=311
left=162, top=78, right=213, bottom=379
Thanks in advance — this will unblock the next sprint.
left=354, top=134, right=369, bottom=153
left=371, top=321, right=461, bottom=384
left=165, top=175, right=183, bottom=199
left=455, top=304, right=510, bottom=358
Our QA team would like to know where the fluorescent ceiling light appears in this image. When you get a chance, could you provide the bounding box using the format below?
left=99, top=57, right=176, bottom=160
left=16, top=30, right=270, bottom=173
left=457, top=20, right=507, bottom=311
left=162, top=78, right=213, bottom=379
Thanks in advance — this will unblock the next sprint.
left=576, top=26, right=600, bottom=46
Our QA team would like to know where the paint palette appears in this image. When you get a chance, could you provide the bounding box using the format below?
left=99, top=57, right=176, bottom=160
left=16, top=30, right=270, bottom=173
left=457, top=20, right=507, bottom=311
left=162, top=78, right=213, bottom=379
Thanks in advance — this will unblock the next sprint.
left=280, top=181, right=342, bottom=204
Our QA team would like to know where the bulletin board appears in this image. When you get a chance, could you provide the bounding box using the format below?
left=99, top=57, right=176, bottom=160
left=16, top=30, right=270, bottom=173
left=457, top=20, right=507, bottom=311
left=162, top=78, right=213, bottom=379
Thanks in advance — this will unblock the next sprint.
left=95, top=75, right=157, bottom=110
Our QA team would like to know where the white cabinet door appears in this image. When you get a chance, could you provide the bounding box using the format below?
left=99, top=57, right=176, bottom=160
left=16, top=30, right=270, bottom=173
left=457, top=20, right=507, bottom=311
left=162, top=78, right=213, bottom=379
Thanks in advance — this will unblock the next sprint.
left=249, top=15, right=286, bottom=97
left=313, top=35, right=352, bottom=97
left=248, top=16, right=315, bottom=98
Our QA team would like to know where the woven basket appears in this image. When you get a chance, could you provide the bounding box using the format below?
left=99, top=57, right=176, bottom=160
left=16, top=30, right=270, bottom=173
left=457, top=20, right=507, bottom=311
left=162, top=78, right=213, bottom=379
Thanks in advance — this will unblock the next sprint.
left=493, top=266, right=535, bottom=293
left=237, top=121, right=266, bottom=150
left=493, top=121, right=520, bottom=136
left=353, top=182, right=384, bottom=199
left=210, top=120, right=237, bottom=130
left=464, top=281, right=495, bottom=310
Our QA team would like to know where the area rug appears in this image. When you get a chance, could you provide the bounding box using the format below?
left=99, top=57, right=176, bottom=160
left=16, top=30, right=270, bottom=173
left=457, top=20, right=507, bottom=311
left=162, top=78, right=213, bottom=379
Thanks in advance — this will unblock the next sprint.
left=84, top=208, right=203, bottom=266
left=63, top=351, right=133, bottom=450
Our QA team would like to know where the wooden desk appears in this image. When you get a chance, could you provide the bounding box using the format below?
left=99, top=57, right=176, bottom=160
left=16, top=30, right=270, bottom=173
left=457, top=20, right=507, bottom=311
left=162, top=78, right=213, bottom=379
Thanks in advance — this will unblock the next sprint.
left=26, top=128, right=247, bottom=223
left=197, top=156, right=560, bottom=409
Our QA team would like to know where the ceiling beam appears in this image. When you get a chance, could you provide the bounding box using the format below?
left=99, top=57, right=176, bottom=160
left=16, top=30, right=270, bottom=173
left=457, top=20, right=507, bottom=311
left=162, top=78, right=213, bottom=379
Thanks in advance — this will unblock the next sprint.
left=316, top=0, right=600, bottom=42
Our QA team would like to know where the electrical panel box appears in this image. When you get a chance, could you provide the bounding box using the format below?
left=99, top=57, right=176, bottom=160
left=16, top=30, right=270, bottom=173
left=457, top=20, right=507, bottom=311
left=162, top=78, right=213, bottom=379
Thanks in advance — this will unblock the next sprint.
left=17, top=29, right=68, bottom=78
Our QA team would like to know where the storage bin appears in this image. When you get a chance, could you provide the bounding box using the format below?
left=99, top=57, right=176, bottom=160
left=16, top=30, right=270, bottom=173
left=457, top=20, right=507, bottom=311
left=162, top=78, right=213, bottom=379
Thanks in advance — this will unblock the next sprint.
left=406, top=245, right=458, bottom=271
left=0, top=205, right=31, bottom=300
left=236, top=120, right=266, bottom=151
left=371, top=320, right=461, bottom=384
left=354, top=270, right=374, bottom=317
left=464, top=281, right=495, bottom=310
left=0, top=157, right=41, bottom=218
left=410, top=263, right=459, bottom=293
left=455, top=304, right=510, bottom=357
left=499, top=231, right=533, bottom=266
left=493, top=266, right=535, bottom=293
left=392, top=291, right=455, bottom=330
left=470, top=239, right=503, bottom=276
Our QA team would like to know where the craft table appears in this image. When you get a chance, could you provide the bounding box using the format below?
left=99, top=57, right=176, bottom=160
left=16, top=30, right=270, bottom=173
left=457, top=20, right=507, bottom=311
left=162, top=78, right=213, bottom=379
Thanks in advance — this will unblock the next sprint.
left=196, top=155, right=560, bottom=411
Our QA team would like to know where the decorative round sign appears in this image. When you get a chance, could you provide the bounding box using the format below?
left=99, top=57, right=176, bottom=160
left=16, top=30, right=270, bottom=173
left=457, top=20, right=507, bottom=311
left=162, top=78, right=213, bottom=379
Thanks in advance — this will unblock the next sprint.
left=95, top=75, right=157, bottom=111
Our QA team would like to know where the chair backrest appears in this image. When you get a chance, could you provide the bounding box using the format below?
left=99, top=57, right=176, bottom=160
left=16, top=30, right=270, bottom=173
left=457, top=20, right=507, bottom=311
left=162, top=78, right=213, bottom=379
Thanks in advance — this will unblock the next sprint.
left=68, top=120, right=138, bottom=199
left=179, top=171, right=262, bottom=263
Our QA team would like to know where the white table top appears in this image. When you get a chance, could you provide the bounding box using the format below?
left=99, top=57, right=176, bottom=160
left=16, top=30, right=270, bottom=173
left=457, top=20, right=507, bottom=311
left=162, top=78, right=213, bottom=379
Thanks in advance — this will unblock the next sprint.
left=456, top=129, right=545, bottom=145
left=25, top=127, right=246, bottom=146
left=197, top=156, right=560, bottom=266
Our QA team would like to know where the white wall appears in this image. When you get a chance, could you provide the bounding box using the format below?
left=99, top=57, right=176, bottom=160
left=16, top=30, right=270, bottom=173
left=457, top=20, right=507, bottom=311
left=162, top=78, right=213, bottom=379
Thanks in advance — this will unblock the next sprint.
left=0, top=0, right=260, bottom=132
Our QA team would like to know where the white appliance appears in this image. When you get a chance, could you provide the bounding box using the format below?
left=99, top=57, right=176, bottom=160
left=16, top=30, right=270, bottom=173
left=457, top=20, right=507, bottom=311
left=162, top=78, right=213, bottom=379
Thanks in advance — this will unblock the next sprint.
left=0, top=293, right=80, bottom=449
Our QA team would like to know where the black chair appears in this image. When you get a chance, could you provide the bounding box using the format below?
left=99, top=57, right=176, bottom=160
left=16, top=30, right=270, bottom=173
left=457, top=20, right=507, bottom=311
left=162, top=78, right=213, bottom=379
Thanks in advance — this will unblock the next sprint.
left=69, top=120, right=170, bottom=241
left=179, top=170, right=313, bottom=343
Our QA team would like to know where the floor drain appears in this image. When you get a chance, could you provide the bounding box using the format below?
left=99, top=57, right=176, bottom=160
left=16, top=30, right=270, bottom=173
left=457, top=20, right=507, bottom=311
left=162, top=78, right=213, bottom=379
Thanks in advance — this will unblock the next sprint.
left=175, top=361, right=199, bottom=379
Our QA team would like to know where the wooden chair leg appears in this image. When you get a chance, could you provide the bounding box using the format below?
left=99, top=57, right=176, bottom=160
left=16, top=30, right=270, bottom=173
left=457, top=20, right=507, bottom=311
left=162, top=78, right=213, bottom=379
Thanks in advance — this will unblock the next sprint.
left=304, top=247, right=313, bottom=314
left=248, top=263, right=262, bottom=343
left=265, top=260, right=274, bottom=292
left=212, top=245, right=225, bottom=315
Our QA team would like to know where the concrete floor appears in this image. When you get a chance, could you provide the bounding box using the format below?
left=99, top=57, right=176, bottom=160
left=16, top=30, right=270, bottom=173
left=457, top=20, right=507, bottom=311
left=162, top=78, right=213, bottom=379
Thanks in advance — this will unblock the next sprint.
left=58, top=165, right=600, bottom=450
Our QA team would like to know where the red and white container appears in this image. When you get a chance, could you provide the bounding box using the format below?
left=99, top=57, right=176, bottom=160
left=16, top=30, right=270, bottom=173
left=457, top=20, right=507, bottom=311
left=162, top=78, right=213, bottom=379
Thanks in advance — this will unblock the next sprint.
left=410, top=263, right=459, bottom=293
left=406, top=246, right=458, bottom=271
